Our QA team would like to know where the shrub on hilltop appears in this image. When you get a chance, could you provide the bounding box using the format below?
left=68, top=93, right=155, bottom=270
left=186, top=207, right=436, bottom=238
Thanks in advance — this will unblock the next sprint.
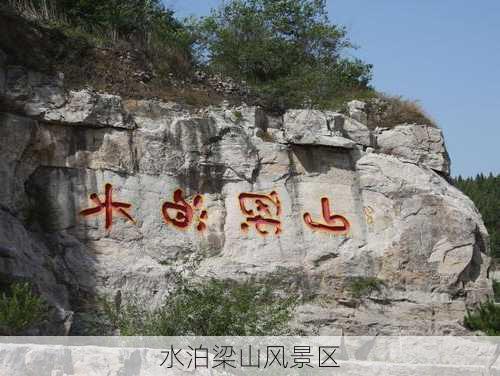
left=196, top=0, right=374, bottom=110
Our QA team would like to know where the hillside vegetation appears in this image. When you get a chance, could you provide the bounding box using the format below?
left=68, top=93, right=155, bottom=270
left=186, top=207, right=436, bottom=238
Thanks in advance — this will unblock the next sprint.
left=102, top=279, right=297, bottom=336
left=455, top=174, right=500, bottom=259
left=3, top=0, right=433, bottom=122
left=196, top=0, right=373, bottom=109
left=455, top=173, right=500, bottom=336
left=7, top=0, right=195, bottom=74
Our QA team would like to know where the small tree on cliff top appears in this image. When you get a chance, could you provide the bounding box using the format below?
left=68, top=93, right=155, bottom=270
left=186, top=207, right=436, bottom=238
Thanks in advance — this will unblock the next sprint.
left=197, top=0, right=373, bottom=109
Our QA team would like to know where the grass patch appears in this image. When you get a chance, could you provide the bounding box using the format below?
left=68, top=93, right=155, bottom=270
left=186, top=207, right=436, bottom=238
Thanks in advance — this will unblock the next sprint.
left=464, top=300, right=500, bottom=335
left=255, top=129, right=275, bottom=142
left=319, top=87, right=377, bottom=112
left=347, top=277, right=384, bottom=299
left=0, top=282, right=47, bottom=334
left=233, top=110, right=243, bottom=123
left=102, top=278, right=298, bottom=336
left=364, top=94, right=436, bottom=129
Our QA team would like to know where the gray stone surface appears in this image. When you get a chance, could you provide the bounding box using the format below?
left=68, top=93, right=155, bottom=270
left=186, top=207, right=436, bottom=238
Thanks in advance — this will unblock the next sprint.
left=347, top=99, right=368, bottom=124
left=335, top=115, right=372, bottom=147
left=0, top=50, right=6, bottom=96
left=283, top=109, right=356, bottom=148
left=376, top=124, right=451, bottom=174
left=0, top=67, right=492, bottom=335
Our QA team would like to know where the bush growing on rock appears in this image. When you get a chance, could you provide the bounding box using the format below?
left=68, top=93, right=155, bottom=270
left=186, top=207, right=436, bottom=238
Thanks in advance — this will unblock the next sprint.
left=104, top=279, right=298, bottom=336
left=464, top=300, right=500, bottom=335
left=347, top=277, right=384, bottom=299
left=0, top=282, right=47, bottom=335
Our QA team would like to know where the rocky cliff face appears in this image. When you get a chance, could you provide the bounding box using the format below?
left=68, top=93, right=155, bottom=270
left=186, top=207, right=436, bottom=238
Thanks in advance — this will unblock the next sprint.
left=0, top=57, right=492, bottom=335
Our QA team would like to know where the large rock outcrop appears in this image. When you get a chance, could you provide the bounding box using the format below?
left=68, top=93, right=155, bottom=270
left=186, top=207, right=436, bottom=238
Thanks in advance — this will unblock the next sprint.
left=0, top=58, right=492, bottom=335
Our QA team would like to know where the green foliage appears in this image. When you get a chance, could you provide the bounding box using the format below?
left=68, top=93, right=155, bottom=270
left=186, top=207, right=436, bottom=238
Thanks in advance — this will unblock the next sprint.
left=233, top=110, right=243, bottom=123
left=493, top=280, right=500, bottom=302
left=8, top=0, right=196, bottom=75
left=11, top=0, right=177, bottom=42
left=9, top=0, right=376, bottom=109
left=454, top=173, right=500, bottom=259
left=196, top=0, right=373, bottom=110
left=464, top=300, right=500, bottom=335
left=0, top=282, right=47, bottom=334
left=457, top=174, right=500, bottom=335
left=104, top=279, right=297, bottom=336
left=347, top=277, right=384, bottom=299
left=8, top=0, right=375, bottom=110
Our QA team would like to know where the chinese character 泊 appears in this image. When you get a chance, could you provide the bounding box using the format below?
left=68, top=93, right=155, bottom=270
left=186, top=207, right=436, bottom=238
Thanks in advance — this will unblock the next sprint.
left=186, top=345, right=209, bottom=369
left=162, top=189, right=208, bottom=232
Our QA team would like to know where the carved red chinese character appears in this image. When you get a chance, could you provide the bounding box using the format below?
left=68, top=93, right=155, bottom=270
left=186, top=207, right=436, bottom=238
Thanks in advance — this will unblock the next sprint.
left=303, top=197, right=350, bottom=234
left=239, top=191, right=282, bottom=236
left=162, top=189, right=208, bottom=232
left=80, top=183, right=135, bottom=230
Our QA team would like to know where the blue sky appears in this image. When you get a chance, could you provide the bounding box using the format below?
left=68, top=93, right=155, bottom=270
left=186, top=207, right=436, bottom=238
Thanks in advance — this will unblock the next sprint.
left=166, top=0, right=499, bottom=177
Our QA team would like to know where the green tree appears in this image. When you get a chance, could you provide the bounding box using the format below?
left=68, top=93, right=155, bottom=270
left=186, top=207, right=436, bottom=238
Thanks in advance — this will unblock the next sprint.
left=454, top=173, right=500, bottom=259
left=197, top=0, right=373, bottom=110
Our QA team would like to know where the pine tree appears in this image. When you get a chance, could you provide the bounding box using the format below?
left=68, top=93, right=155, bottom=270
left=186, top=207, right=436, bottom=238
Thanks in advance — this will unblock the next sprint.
left=454, top=173, right=500, bottom=258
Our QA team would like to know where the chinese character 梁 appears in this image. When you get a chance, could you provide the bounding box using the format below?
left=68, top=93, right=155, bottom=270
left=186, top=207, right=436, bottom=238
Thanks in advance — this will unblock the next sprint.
left=239, top=191, right=282, bottom=236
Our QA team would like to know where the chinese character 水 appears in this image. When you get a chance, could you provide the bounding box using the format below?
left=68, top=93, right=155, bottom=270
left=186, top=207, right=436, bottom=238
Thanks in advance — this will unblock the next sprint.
left=80, top=183, right=135, bottom=230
